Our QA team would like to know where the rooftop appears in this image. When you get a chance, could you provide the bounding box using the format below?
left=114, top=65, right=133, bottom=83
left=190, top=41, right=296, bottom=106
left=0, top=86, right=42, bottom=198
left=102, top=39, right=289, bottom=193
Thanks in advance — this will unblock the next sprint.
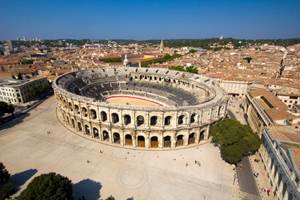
left=248, top=88, right=293, bottom=121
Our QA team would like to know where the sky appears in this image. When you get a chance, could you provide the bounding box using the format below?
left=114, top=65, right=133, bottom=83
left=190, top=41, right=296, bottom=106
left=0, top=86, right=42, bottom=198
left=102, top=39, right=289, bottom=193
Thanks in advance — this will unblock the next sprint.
left=0, top=0, right=300, bottom=40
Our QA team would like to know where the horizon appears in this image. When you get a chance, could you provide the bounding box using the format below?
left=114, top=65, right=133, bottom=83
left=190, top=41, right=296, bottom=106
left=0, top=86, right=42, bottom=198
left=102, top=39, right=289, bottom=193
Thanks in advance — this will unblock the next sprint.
left=1, top=0, right=300, bottom=40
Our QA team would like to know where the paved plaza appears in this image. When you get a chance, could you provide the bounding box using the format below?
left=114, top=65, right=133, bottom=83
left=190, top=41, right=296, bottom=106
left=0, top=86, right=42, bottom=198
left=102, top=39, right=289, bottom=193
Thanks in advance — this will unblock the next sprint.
left=0, top=96, right=251, bottom=200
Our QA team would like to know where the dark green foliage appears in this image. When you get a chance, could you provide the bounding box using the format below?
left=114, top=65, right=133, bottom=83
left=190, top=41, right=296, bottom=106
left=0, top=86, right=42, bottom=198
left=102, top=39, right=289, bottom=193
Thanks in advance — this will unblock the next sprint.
left=210, top=119, right=261, bottom=164
left=169, top=65, right=185, bottom=72
left=99, top=57, right=122, bottom=63
left=0, top=181, right=16, bottom=200
left=169, top=65, right=198, bottom=74
left=141, top=53, right=181, bottom=67
left=21, top=59, right=33, bottom=65
left=0, top=102, right=15, bottom=117
left=185, top=66, right=198, bottom=74
left=188, top=49, right=197, bottom=53
left=17, top=172, right=73, bottom=200
left=0, top=162, right=15, bottom=200
left=105, top=196, right=115, bottom=200
left=0, top=163, right=10, bottom=186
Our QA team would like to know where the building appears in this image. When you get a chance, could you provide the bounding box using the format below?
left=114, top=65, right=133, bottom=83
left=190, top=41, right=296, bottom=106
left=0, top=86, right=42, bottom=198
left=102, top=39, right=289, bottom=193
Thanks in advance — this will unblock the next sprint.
left=217, top=79, right=252, bottom=97
left=243, top=88, right=300, bottom=134
left=53, top=67, right=229, bottom=149
left=259, top=126, right=300, bottom=200
left=276, top=92, right=300, bottom=108
left=0, top=77, right=49, bottom=105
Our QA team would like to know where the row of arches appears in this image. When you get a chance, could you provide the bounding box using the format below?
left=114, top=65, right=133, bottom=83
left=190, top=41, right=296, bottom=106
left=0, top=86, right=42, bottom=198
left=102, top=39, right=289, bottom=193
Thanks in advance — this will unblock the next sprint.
left=65, top=115, right=207, bottom=148
left=62, top=104, right=221, bottom=127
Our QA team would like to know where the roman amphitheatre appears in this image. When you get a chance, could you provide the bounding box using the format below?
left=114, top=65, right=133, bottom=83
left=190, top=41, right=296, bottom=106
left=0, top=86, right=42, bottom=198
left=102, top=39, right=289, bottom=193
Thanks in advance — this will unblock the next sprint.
left=0, top=66, right=257, bottom=199
left=54, top=67, right=229, bottom=149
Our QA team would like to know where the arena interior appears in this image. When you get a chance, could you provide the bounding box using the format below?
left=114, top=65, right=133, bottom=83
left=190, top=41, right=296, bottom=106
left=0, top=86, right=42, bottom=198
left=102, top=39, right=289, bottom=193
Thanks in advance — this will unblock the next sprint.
left=53, top=67, right=229, bottom=149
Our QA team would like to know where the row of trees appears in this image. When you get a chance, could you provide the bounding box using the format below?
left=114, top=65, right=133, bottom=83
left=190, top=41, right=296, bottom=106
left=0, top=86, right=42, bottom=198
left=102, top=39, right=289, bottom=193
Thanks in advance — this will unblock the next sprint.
left=99, top=57, right=122, bottom=63
left=169, top=65, right=198, bottom=74
left=0, top=162, right=115, bottom=200
left=210, top=119, right=261, bottom=164
left=141, top=53, right=182, bottom=67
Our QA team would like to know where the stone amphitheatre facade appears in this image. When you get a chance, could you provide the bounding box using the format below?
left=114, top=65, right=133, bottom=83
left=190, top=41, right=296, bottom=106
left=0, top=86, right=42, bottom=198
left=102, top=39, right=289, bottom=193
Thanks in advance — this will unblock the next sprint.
left=53, top=67, right=229, bottom=149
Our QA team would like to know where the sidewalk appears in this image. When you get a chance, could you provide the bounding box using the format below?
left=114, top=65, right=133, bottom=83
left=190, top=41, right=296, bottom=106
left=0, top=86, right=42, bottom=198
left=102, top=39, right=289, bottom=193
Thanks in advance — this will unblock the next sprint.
left=248, top=154, right=276, bottom=200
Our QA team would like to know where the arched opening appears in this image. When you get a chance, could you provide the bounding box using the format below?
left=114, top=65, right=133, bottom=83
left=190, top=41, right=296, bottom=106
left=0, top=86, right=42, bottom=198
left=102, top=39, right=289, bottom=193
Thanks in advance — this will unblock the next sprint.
left=111, top=113, right=119, bottom=123
left=150, top=116, right=157, bottom=126
left=74, top=105, right=80, bottom=114
left=190, top=113, right=196, bottom=123
left=199, top=130, right=205, bottom=142
left=84, top=125, right=90, bottom=135
left=124, top=114, right=131, bottom=125
left=68, top=102, right=73, bottom=111
left=176, top=135, right=184, bottom=147
left=102, top=130, right=109, bottom=141
left=77, top=122, right=82, bottom=131
left=164, top=116, right=172, bottom=126
left=178, top=115, right=185, bottom=125
left=71, top=119, right=75, bottom=128
left=125, top=134, right=132, bottom=146
left=136, top=115, right=144, bottom=126
left=163, top=136, right=171, bottom=147
left=188, top=132, right=195, bottom=144
left=137, top=135, right=145, bottom=147
left=93, top=127, right=99, bottom=138
left=100, top=111, right=107, bottom=121
left=66, top=116, right=69, bottom=124
left=90, top=109, right=97, bottom=119
left=82, top=107, right=88, bottom=117
left=113, top=132, right=120, bottom=144
left=150, top=136, right=158, bottom=148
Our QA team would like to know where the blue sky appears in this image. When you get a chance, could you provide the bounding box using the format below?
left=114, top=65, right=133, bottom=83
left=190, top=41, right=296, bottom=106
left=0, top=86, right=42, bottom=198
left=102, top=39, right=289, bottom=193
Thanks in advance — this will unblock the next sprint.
left=0, top=0, right=299, bottom=40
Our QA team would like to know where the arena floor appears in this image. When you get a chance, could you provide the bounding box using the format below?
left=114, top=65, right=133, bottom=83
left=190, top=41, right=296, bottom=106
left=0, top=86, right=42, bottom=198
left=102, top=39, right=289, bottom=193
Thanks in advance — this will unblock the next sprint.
left=0, top=96, right=257, bottom=200
left=105, top=95, right=164, bottom=107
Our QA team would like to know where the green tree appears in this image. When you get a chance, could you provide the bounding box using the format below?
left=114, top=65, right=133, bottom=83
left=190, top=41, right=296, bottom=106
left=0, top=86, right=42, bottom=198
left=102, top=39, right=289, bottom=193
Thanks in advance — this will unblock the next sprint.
left=0, top=163, right=10, bottom=185
left=106, top=196, right=115, bottom=200
left=186, top=66, right=198, bottom=74
left=0, top=102, right=14, bottom=117
left=17, top=172, right=73, bottom=200
left=0, top=162, right=15, bottom=200
left=210, top=119, right=261, bottom=164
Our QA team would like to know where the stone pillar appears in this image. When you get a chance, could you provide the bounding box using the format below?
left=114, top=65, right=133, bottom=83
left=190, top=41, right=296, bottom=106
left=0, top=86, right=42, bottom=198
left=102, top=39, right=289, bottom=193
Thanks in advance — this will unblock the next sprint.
left=195, top=128, right=200, bottom=143
left=159, top=134, right=163, bottom=148
left=183, top=134, right=189, bottom=146
left=132, top=135, right=136, bottom=147
left=205, top=125, right=210, bottom=140
left=171, top=137, right=176, bottom=148
left=144, top=136, right=149, bottom=148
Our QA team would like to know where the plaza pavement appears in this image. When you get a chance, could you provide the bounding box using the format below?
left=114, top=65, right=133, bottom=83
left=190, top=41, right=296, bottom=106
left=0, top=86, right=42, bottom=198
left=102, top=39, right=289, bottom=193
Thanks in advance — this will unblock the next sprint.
left=0, top=96, right=253, bottom=200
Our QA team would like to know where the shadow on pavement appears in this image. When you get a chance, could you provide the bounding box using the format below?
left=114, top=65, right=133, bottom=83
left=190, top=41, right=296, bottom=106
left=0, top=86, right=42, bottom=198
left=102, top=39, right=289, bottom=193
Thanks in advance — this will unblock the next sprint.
left=73, top=179, right=102, bottom=200
left=0, top=112, right=30, bottom=131
left=10, top=168, right=38, bottom=189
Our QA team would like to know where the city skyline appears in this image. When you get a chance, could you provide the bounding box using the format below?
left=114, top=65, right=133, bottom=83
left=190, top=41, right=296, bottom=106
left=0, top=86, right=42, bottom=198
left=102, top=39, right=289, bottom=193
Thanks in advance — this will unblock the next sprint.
left=1, top=0, right=300, bottom=40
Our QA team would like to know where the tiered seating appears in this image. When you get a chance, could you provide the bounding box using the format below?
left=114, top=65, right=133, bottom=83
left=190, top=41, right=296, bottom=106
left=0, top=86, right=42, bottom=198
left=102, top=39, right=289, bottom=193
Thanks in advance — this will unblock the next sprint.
left=58, top=71, right=200, bottom=106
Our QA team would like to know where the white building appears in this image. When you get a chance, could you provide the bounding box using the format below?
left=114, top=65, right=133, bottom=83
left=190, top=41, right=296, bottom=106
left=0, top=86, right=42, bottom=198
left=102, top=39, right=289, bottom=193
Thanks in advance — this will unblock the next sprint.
left=0, top=77, right=49, bottom=105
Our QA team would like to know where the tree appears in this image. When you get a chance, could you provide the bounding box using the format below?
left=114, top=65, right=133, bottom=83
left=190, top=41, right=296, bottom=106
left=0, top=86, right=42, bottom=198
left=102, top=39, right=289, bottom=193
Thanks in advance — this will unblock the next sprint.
left=0, top=163, right=10, bottom=186
left=210, top=119, right=261, bottom=164
left=186, top=66, right=198, bottom=74
left=0, top=102, right=14, bottom=117
left=106, top=196, right=115, bottom=200
left=0, top=162, right=15, bottom=200
left=17, top=172, right=73, bottom=200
